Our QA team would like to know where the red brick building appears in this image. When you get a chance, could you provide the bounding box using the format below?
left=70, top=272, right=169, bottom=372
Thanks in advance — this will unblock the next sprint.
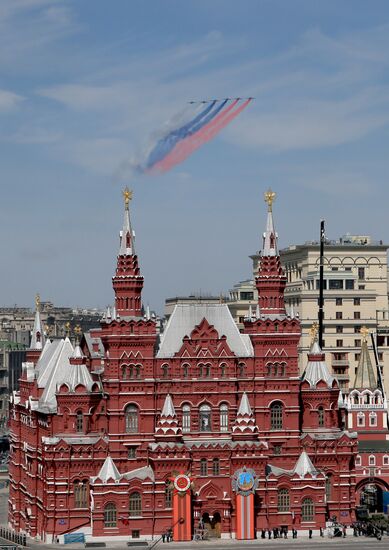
left=345, top=328, right=389, bottom=513
left=9, top=190, right=357, bottom=543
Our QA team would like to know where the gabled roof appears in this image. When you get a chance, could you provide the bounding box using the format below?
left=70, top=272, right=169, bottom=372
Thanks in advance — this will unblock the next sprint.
left=157, top=304, right=253, bottom=358
left=303, top=341, right=334, bottom=388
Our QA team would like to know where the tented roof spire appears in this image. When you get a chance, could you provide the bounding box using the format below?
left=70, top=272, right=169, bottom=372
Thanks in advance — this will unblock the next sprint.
left=30, top=293, right=45, bottom=350
left=119, top=187, right=135, bottom=255
left=354, top=327, right=377, bottom=390
left=262, top=189, right=278, bottom=256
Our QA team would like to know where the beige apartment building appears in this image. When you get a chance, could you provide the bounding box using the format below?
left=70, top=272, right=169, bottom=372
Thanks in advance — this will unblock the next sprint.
left=228, top=234, right=389, bottom=394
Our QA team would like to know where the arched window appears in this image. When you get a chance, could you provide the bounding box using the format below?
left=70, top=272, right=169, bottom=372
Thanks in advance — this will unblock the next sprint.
left=325, top=475, right=332, bottom=502
left=182, top=404, right=191, bottom=433
left=277, top=488, right=290, bottom=512
left=76, top=410, right=83, bottom=433
left=182, top=364, right=189, bottom=378
left=369, top=455, right=376, bottom=466
left=383, top=455, right=389, bottom=466
left=220, top=363, right=227, bottom=378
left=200, top=458, right=208, bottom=476
left=125, top=404, right=138, bottom=433
left=301, top=498, right=314, bottom=522
left=355, top=455, right=361, bottom=466
left=129, top=492, right=142, bottom=516
left=280, top=362, right=286, bottom=376
left=104, top=503, right=117, bottom=528
left=237, top=362, right=245, bottom=377
left=74, top=480, right=88, bottom=508
left=205, top=364, right=211, bottom=378
left=198, top=363, right=204, bottom=378
left=270, top=402, right=283, bottom=430
left=165, top=483, right=173, bottom=508
left=318, top=406, right=325, bottom=427
left=212, top=458, right=220, bottom=476
left=220, top=404, right=228, bottom=432
left=199, top=404, right=211, bottom=432
left=161, top=364, right=169, bottom=379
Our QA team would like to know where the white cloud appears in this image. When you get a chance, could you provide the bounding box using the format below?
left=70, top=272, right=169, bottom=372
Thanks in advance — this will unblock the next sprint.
left=0, top=89, right=24, bottom=112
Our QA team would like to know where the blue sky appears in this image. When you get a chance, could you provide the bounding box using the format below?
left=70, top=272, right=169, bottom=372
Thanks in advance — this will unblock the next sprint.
left=1, top=0, right=389, bottom=313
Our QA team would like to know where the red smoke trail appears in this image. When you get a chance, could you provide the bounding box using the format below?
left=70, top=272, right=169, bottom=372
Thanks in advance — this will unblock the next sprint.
left=152, top=98, right=251, bottom=173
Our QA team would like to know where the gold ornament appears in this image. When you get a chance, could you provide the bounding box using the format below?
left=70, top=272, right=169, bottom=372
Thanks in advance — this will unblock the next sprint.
left=264, top=189, right=276, bottom=212
left=309, top=322, right=319, bottom=343
left=360, top=326, right=369, bottom=342
left=123, top=187, right=133, bottom=210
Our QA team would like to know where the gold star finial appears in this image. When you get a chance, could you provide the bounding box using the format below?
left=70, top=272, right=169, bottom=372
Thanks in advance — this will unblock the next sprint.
left=264, top=189, right=276, bottom=212
left=64, top=322, right=71, bottom=337
left=309, top=322, right=319, bottom=344
left=123, top=187, right=133, bottom=210
left=361, top=326, right=369, bottom=343
left=35, top=293, right=40, bottom=312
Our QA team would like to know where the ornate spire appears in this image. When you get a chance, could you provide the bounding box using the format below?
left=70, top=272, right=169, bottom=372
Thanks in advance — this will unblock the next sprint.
left=354, top=327, right=377, bottom=390
left=232, top=392, right=259, bottom=438
left=30, top=293, right=45, bottom=350
left=262, top=189, right=278, bottom=256
left=255, top=190, right=286, bottom=316
left=155, top=394, right=181, bottom=439
left=119, top=186, right=135, bottom=255
left=302, top=328, right=334, bottom=388
left=112, top=188, right=144, bottom=317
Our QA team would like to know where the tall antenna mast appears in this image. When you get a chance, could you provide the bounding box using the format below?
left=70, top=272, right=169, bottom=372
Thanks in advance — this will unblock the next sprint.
left=318, top=220, right=325, bottom=348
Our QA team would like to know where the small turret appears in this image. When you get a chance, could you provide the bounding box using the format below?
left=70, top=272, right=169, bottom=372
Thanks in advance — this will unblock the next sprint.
left=27, top=293, right=46, bottom=363
left=112, top=188, right=144, bottom=318
left=255, top=190, right=287, bottom=316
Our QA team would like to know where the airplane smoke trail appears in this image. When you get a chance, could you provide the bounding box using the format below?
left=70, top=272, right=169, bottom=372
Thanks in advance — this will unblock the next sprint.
left=137, top=98, right=253, bottom=175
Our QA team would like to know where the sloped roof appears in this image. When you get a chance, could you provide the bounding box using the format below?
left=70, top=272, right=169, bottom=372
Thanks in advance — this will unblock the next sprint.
left=61, top=361, right=95, bottom=393
left=303, top=341, right=334, bottom=388
left=38, top=338, right=75, bottom=411
left=94, top=456, right=121, bottom=483
left=123, top=466, right=155, bottom=482
left=267, top=451, right=320, bottom=478
left=157, top=304, right=253, bottom=358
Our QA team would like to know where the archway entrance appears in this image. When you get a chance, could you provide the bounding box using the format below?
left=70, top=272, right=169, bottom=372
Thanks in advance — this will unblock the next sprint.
left=360, top=484, right=383, bottom=513
left=201, top=511, right=222, bottom=538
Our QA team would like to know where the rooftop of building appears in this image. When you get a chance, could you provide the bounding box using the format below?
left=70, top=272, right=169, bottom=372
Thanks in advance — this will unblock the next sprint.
left=281, top=234, right=387, bottom=253
left=0, top=340, right=27, bottom=351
